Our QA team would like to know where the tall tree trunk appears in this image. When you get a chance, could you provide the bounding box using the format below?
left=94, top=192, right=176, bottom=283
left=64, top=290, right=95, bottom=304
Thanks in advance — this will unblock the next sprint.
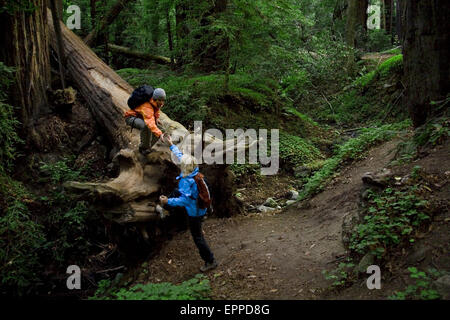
left=84, top=0, right=135, bottom=47
left=395, top=0, right=402, bottom=43
left=90, top=0, right=97, bottom=30
left=195, top=0, right=228, bottom=72
left=175, top=0, right=191, bottom=68
left=383, top=0, right=393, bottom=35
left=175, top=0, right=229, bottom=71
left=346, top=0, right=368, bottom=48
left=166, top=7, right=174, bottom=65
left=150, top=0, right=160, bottom=47
left=400, top=0, right=450, bottom=127
left=49, top=0, right=66, bottom=89
left=0, top=0, right=51, bottom=147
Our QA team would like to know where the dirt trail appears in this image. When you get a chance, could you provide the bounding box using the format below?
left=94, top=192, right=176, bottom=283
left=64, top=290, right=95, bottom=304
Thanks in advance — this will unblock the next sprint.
left=134, top=139, right=402, bottom=299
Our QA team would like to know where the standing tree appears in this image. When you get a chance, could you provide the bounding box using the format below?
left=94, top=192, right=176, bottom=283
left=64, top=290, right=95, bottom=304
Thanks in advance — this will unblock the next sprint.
left=345, top=0, right=368, bottom=48
left=84, top=0, right=136, bottom=47
left=0, top=0, right=51, bottom=147
left=400, top=0, right=450, bottom=127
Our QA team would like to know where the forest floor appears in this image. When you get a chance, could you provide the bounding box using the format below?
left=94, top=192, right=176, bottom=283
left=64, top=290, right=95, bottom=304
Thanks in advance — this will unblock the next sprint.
left=128, top=135, right=449, bottom=300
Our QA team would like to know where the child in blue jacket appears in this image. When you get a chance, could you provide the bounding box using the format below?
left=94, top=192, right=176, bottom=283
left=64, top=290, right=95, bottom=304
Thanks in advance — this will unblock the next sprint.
left=158, top=136, right=217, bottom=272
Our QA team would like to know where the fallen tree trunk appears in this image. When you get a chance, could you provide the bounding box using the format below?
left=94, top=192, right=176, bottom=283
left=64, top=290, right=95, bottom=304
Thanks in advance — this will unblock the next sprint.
left=108, top=44, right=173, bottom=65
left=47, top=10, right=249, bottom=239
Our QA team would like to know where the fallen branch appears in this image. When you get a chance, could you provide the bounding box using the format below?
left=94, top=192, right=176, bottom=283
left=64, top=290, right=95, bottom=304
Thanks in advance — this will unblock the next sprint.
left=95, top=266, right=125, bottom=274
left=108, top=44, right=173, bottom=65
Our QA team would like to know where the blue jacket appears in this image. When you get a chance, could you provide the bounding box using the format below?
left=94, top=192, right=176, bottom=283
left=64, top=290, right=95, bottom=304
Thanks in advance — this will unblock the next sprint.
left=167, top=145, right=207, bottom=217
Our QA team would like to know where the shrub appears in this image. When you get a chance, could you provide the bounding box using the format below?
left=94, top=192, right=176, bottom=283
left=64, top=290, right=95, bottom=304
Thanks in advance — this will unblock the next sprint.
left=0, top=62, right=22, bottom=174
left=366, top=29, right=393, bottom=52
left=278, top=131, right=324, bottom=170
left=389, top=267, right=444, bottom=300
left=280, top=68, right=311, bottom=102
left=413, top=116, right=449, bottom=148
left=0, top=177, right=47, bottom=296
left=322, top=259, right=356, bottom=289
left=90, top=274, right=211, bottom=300
left=298, top=120, right=411, bottom=200
left=349, top=186, right=430, bottom=259
left=39, top=157, right=85, bottom=184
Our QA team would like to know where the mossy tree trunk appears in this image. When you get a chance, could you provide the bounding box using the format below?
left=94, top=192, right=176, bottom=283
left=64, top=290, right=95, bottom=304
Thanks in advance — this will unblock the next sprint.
left=400, top=0, right=450, bottom=127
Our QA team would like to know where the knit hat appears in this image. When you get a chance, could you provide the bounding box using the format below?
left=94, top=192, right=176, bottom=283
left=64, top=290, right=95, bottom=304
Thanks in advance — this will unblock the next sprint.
left=152, top=88, right=166, bottom=100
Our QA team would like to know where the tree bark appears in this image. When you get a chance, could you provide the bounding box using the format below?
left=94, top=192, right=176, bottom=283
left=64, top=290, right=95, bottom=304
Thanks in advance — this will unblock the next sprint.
left=108, top=44, right=173, bottom=65
left=90, top=0, right=97, bottom=30
left=49, top=0, right=66, bottom=89
left=0, top=0, right=51, bottom=147
left=400, top=0, right=450, bottom=127
left=84, top=0, right=135, bottom=47
left=382, top=0, right=393, bottom=35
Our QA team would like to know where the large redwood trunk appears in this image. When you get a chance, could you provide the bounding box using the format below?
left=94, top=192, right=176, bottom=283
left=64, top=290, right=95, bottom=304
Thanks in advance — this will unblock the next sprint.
left=0, top=0, right=51, bottom=146
left=400, top=0, right=450, bottom=127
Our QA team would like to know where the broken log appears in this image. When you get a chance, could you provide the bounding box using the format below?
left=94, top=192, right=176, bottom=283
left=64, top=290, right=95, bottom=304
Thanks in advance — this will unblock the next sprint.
left=108, top=44, right=173, bottom=65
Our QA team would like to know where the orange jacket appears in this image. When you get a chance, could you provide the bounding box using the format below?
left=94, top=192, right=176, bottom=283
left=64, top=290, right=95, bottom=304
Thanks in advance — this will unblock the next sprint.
left=124, top=100, right=163, bottom=137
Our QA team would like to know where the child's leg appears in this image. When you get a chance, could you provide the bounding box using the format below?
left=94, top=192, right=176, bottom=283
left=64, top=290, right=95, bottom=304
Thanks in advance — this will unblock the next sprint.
left=125, top=117, right=152, bottom=150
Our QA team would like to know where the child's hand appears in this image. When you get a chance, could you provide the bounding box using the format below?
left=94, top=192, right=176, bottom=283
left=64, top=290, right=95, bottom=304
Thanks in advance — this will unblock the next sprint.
left=159, top=195, right=168, bottom=205
left=164, top=135, right=173, bottom=146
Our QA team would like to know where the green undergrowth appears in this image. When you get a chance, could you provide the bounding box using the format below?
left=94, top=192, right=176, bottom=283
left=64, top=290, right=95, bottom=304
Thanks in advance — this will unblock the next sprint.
left=323, top=166, right=443, bottom=296
left=117, top=69, right=332, bottom=141
left=322, top=258, right=356, bottom=289
left=389, top=267, right=445, bottom=300
left=392, top=112, right=449, bottom=166
left=311, top=54, right=406, bottom=127
left=298, top=120, right=411, bottom=200
left=229, top=129, right=325, bottom=179
left=0, top=155, right=101, bottom=296
left=354, top=54, right=403, bottom=88
left=0, top=62, right=21, bottom=175
left=279, top=131, right=325, bottom=170
left=89, top=274, right=211, bottom=300
left=0, top=62, right=48, bottom=295
left=0, top=175, right=47, bottom=296
left=349, top=182, right=431, bottom=259
left=117, top=69, right=283, bottom=127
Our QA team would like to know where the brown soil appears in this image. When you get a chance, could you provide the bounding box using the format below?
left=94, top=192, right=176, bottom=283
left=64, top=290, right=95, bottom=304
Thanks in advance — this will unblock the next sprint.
left=125, top=136, right=449, bottom=300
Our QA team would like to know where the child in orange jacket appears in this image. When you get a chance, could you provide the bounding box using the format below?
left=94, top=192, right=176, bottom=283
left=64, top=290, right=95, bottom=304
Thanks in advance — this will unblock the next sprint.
left=124, top=88, right=166, bottom=154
